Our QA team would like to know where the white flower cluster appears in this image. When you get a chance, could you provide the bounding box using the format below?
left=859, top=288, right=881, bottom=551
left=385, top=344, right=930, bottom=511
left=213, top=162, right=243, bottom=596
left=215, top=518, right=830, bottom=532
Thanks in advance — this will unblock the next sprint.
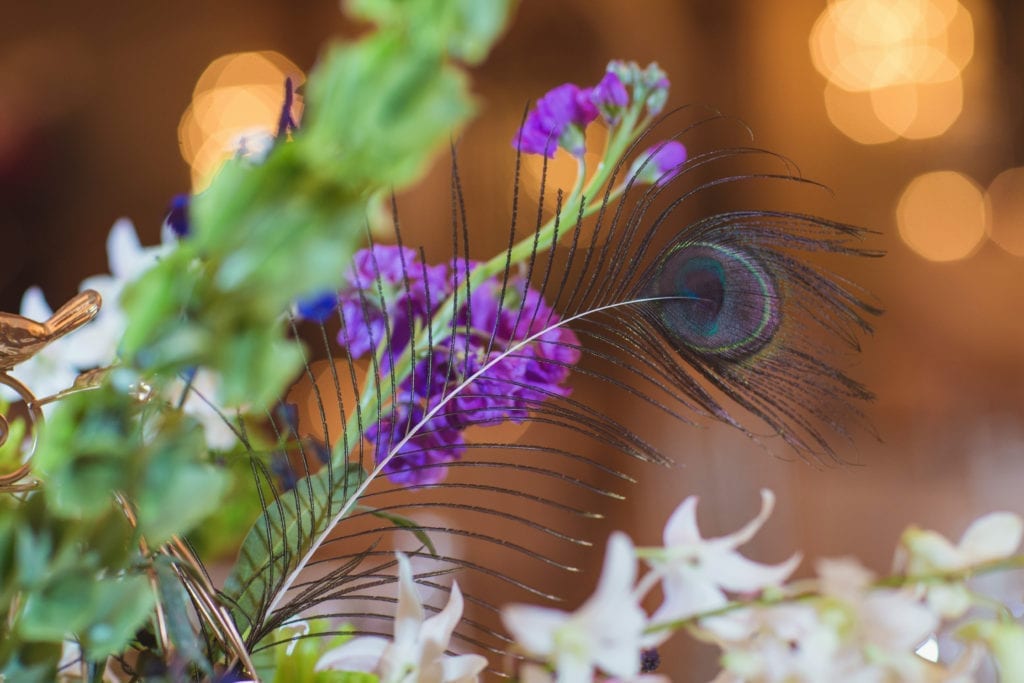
left=3, top=219, right=238, bottom=449
left=230, top=495, right=1024, bottom=683
left=495, top=490, right=1024, bottom=683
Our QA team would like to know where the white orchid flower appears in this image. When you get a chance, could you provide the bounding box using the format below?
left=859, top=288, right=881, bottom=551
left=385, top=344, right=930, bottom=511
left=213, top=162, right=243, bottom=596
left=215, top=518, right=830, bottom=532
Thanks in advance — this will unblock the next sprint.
left=897, top=511, right=1024, bottom=618
left=502, top=532, right=647, bottom=683
left=642, top=490, right=800, bottom=636
left=898, top=512, right=1024, bottom=575
left=73, top=218, right=175, bottom=369
left=705, top=566, right=949, bottom=682
left=4, top=219, right=172, bottom=404
left=317, top=552, right=487, bottom=683
left=4, top=218, right=243, bottom=449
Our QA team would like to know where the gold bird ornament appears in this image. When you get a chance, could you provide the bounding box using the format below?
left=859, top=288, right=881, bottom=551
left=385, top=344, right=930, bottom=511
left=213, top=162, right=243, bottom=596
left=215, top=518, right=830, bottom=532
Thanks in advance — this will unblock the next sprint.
left=0, top=289, right=101, bottom=491
left=0, top=289, right=102, bottom=371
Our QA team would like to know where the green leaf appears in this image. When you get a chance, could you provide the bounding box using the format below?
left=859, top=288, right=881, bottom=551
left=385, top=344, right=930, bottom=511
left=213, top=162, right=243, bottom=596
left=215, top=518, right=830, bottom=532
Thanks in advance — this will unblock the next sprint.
left=223, top=463, right=365, bottom=636
left=345, top=0, right=516, bottom=64
left=32, top=387, right=141, bottom=521
left=138, top=458, right=228, bottom=547
left=18, top=572, right=154, bottom=659
left=79, top=575, right=156, bottom=658
left=298, top=35, right=475, bottom=192
left=0, top=640, right=61, bottom=683
left=355, top=505, right=437, bottom=556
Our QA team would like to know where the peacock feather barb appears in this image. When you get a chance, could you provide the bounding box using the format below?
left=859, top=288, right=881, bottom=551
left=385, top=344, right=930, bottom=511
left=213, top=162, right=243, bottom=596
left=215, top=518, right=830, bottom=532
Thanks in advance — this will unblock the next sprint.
left=218, top=64, right=882, bottom=670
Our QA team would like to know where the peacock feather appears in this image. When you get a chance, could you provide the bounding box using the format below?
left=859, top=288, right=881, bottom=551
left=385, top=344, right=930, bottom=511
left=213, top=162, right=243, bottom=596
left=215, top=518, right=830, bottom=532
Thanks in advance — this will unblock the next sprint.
left=212, top=98, right=882, bottom=670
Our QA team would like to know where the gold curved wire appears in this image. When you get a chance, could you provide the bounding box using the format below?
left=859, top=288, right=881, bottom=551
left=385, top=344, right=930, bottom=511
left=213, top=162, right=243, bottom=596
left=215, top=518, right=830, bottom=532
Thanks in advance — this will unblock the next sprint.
left=0, top=373, right=43, bottom=492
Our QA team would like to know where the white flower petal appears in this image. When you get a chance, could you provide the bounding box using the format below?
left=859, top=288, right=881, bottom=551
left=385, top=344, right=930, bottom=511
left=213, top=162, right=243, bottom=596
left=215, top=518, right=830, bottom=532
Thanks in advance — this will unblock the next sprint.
left=419, top=580, right=465, bottom=659
left=817, top=557, right=874, bottom=601
left=958, top=512, right=1023, bottom=563
left=439, top=653, right=487, bottom=683
left=926, top=583, right=971, bottom=618
left=20, top=286, right=53, bottom=321
left=861, top=590, right=938, bottom=651
left=393, top=553, right=426, bottom=645
left=901, top=528, right=961, bottom=573
left=106, top=218, right=145, bottom=280
left=699, top=609, right=758, bottom=643
left=662, top=495, right=702, bottom=545
left=592, top=632, right=641, bottom=679
left=316, top=636, right=388, bottom=672
left=554, top=651, right=592, bottom=683
left=705, top=550, right=800, bottom=594
left=722, top=489, right=775, bottom=549
left=593, top=532, right=637, bottom=598
left=501, top=604, right=567, bottom=657
left=652, top=570, right=727, bottom=624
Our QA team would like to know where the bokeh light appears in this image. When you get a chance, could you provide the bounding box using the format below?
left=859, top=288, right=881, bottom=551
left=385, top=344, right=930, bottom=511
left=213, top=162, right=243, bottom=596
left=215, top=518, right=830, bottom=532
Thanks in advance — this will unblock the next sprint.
left=178, top=51, right=304, bottom=190
left=811, top=0, right=973, bottom=143
left=986, top=167, right=1024, bottom=257
left=896, top=171, right=987, bottom=261
left=823, top=81, right=899, bottom=144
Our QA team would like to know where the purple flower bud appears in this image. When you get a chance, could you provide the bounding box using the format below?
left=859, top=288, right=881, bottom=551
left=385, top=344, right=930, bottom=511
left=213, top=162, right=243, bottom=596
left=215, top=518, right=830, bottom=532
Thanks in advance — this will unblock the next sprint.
left=513, top=83, right=599, bottom=158
left=642, top=63, right=671, bottom=115
left=632, top=140, right=688, bottom=187
left=591, top=71, right=630, bottom=124
left=166, top=194, right=191, bottom=237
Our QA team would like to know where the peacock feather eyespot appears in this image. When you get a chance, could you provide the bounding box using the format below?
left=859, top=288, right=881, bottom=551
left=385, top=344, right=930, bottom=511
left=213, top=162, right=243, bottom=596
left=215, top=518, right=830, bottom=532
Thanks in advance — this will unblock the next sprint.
left=614, top=202, right=882, bottom=463
left=645, top=241, right=780, bottom=360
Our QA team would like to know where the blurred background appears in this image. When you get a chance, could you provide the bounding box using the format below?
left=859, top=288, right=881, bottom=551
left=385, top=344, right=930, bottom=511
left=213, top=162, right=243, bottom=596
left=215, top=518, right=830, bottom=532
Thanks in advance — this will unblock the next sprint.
left=3, top=1, right=1023, bottom=680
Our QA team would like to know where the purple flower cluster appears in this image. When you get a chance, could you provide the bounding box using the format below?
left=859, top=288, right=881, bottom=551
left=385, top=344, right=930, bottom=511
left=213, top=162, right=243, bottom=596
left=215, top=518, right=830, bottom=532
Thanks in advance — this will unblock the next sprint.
left=514, top=83, right=600, bottom=158
left=512, top=61, right=673, bottom=159
left=300, top=245, right=581, bottom=485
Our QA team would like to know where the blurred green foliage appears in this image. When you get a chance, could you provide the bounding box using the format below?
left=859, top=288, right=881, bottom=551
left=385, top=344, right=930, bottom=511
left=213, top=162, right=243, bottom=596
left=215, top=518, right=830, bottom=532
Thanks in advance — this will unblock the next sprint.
left=0, top=0, right=515, bottom=677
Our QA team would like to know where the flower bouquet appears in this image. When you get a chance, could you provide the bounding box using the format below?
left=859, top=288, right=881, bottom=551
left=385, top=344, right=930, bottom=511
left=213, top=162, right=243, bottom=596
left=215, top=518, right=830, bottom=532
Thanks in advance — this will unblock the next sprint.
left=1, top=3, right=1022, bottom=682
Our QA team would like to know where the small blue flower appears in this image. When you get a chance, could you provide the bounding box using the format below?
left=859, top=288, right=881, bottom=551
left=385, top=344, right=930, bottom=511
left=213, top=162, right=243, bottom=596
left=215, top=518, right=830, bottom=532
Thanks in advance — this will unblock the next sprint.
left=166, top=194, right=191, bottom=237
left=296, top=291, right=338, bottom=322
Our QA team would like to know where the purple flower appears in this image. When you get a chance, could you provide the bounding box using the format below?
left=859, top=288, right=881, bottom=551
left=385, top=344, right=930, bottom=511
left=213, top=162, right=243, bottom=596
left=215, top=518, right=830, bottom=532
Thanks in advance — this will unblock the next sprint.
left=513, top=83, right=599, bottom=158
left=366, top=394, right=465, bottom=486
left=632, top=140, right=688, bottom=187
left=332, top=246, right=583, bottom=486
left=337, top=245, right=447, bottom=360
left=591, top=71, right=629, bottom=124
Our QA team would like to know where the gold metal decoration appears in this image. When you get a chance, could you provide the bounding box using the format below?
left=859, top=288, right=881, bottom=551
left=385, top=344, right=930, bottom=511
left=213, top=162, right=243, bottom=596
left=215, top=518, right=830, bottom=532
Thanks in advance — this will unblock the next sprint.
left=0, top=373, right=43, bottom=491
left=0, top=289, right=102, bottom=492
left=0, top=289, right=101, bottom=370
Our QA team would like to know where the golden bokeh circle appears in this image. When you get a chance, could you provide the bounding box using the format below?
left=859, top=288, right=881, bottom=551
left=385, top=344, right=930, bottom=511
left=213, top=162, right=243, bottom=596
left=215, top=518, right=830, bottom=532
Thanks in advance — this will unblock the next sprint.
left=986, top=167, right=1024, bottom=257
left=896, top=171, right=988, bottom=261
